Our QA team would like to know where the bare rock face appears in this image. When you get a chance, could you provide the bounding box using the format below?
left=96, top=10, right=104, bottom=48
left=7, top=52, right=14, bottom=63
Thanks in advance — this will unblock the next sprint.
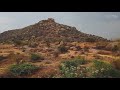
left=0, top=18, right=108, bottom=43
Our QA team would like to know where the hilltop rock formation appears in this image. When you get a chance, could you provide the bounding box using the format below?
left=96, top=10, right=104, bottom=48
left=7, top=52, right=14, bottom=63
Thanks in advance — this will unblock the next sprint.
left=0, top=18, right=108, bottom=43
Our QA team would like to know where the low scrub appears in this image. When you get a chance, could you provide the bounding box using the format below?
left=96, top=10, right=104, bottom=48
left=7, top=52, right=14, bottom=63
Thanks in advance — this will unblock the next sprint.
left=31, top=53, right=44, bottom=61
left=9, top=63, right=39, bottom=76
left=58, top=45, right=68, bottom=54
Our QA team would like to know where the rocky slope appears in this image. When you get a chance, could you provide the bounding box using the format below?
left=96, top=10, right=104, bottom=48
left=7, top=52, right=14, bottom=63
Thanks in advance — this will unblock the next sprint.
left=0, top=18, right=108, bottom=43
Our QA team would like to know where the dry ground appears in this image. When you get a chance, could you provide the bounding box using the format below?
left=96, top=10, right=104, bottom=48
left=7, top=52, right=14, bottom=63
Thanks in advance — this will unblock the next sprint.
left=0, top=42, right=119, bottom=78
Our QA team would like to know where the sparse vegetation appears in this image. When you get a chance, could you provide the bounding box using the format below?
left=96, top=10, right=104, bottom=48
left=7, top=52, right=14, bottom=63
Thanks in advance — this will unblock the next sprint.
left=0, top=18, right=120, bottom=78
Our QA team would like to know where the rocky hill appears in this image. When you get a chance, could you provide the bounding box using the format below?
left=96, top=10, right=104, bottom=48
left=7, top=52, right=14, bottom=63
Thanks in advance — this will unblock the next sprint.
left=0, top=18, right=108, bottom=43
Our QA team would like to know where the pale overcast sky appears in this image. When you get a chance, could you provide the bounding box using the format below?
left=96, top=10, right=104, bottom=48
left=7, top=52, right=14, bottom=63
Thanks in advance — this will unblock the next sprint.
left=0, top=12, right=120, bottom=39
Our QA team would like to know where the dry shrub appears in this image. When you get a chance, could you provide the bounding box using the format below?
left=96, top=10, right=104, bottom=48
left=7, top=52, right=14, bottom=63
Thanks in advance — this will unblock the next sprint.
left=31, top=53, right=44, bottom=61
left=84, top=46, right=89, bottom=52
left=53, top=51, right=59, bottom=58
left=113, top=51, right=120, bottom=56
left=58, top=45, right=68, bottom=54
left=95, top=42, right=109, bottom=50
left=93, top=54, right=103, bottom=60
left=106, top=42, right=120, bottom=52
left=40, top=68, right=59, bottom=78
left=111, top=58, right=120, bottom=70
left=97, top=50, right=112, bottom=55
left=8, top=52, right=26, bottom=64
left=0, top=55, right=7, bottom=61
left=8, top=52, right=15, bottom=60
left=75, top=46, right=82, bottom=51
left=28, top=42, right=38, bottom=48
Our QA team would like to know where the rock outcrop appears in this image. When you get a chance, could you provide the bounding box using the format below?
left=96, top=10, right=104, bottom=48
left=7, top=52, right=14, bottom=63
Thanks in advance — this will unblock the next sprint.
left=0, top=18, right=108, bottom=43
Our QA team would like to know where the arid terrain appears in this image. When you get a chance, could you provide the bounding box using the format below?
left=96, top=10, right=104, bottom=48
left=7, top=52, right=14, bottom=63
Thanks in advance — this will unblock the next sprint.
left=0, top=18, right=120, bottom=78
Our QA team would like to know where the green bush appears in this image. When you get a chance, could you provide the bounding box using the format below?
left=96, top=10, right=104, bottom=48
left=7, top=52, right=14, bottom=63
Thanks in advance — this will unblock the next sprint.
left=58, top=45, right=68, bottom=53
left=31, top=53, right=44, bottom=61
left=89, top=60, right=120, bottom=78
left=59, top=58, right=120, bottom=78
left=9, top=63, right=38, bottom=76
left=62, top=58, right=86, bottom=68
left=59, top=58, right=87, bottom=78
